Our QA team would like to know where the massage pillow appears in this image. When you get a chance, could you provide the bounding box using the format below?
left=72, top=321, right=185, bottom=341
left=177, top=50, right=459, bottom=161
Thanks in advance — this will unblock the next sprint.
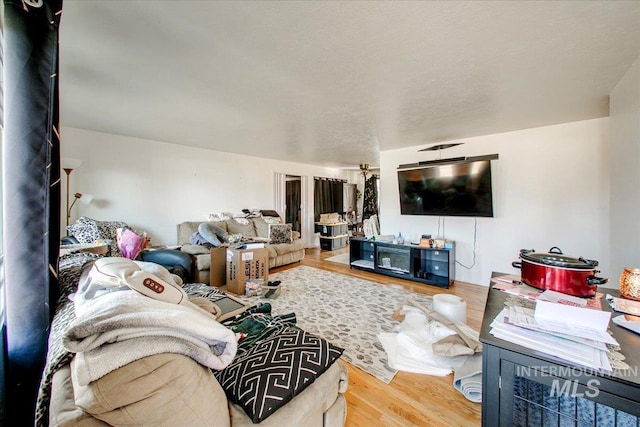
left=86, top=257, right=188, bottom=304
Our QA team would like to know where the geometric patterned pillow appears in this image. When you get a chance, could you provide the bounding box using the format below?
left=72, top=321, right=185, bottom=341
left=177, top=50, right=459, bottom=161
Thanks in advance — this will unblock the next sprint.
left=214, top=327, right=343, bottom=423
left=67, top=216, right=101, bottom=243
left=67, top=216, right=128, bottom=256
left=96, top=219, right=128, bottom=255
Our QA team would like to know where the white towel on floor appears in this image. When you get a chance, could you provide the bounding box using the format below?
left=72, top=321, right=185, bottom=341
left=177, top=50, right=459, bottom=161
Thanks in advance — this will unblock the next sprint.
left=378, top=332, right=453, bottom=376
left=378, top=307, right=467, bottom=376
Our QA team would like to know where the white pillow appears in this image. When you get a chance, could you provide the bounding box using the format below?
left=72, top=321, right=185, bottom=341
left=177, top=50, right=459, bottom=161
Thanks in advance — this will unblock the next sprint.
left=263, top=216, right=282, bottom=225
left=206, top=212, right=231, bottom=222
left=233, top=217, right=250, bottom=226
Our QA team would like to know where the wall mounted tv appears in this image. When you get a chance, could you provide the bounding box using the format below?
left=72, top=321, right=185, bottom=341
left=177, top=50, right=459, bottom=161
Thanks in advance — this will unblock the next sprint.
left=397, top=158, right=494, bottom=217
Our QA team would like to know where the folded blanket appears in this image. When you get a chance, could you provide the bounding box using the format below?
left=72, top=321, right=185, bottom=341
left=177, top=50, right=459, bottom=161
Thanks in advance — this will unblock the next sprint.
left=453, top=352, right=483, bottom=403
left=63, top=289, right=237, bottom=386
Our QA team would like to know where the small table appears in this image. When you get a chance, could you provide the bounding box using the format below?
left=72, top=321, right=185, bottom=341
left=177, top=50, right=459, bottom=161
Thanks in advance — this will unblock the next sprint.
left=480, top=273, right=640, bottom=426
left=60, top=242, right=109, bottom=257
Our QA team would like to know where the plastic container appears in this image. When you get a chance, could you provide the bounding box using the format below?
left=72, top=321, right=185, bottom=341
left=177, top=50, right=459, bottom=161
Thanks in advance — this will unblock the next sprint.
left=261, top=282, right=282, bottom=299
left=244, top=279, right=264, bottom=297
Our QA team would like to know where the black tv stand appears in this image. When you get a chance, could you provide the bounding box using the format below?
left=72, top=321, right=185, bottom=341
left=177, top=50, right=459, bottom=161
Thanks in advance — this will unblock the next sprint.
left=348, top=237, right=455, bottom=288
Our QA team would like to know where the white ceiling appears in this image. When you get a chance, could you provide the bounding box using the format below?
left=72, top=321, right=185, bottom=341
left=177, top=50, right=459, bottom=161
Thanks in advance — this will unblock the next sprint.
left=59, top=1, right=640, bottom=169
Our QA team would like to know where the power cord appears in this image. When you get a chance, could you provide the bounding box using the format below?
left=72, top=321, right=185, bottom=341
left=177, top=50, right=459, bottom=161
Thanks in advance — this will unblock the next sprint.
left=436, top=215, right=476, bottom=269
left=436, top=216, right=445, bottom=239
left=455, top=217, right=478, bottom=270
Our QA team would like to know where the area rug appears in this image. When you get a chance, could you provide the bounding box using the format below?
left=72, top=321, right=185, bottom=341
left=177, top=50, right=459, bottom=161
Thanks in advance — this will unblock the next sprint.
left=324, top=252, right=350, bottom=265
left=238, top=266, right=433, bottom=383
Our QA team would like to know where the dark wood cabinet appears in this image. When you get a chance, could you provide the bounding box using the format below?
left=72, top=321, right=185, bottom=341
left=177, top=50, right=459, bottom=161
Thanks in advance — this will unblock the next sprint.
left=348, top=237, right=454, bottom=288
left=480, top=276, right=640, bottom=426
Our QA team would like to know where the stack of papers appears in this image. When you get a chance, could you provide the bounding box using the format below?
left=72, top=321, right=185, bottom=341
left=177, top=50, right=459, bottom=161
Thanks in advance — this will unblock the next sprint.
left=490, top=297, right=616, bottom=371
left=492, top=275, right=541, bottom=301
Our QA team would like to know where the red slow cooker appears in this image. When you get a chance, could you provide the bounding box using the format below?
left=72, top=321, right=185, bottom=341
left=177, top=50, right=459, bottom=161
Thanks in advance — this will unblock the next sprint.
left=512, top=247, right=608, bottom=297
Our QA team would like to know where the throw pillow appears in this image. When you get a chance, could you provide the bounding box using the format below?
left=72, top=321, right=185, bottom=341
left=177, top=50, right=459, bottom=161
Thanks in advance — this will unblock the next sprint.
left=268, top=223, right=292, bottom=244
left=263, top=216, right=282, bottom=225
left=252, top=216, right=270, bottom=239
left=214, top=327, right=343, bottom=423
left=67, top=216, right=101, bottom=244
left=96, top=220, right=128, bottom=256
left=206, top=212, right=231, bottom=222
left=117, top=227, right=146, bottom=260
left=68, top=217, right=128, bottom=256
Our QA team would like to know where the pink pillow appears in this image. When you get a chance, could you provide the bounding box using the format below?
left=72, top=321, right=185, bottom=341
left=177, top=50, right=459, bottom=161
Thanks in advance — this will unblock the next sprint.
left=117, top=228, right=146, bottom=260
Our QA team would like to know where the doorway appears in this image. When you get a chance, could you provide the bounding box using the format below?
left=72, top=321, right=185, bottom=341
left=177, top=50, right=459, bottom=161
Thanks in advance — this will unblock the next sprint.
left=285, top=175, right=302, bottom=235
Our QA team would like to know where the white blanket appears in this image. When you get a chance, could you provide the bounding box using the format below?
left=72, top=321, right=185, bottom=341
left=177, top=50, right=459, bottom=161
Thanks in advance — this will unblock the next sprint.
left=63, top=289, right=237, bottom=386
left=378, top=307, right=467, bottom=376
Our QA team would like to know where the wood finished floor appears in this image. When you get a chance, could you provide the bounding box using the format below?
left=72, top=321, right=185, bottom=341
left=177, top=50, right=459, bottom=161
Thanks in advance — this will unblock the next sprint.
left=269, top=245, right=487, bottom=427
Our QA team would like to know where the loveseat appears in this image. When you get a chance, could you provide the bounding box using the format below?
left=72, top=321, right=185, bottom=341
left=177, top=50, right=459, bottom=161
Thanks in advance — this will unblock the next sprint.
left=64, top=216, right=194, bottom=280
left=178, top=215, right=305, bottom=284
left=37, top=253, right=348, bottom=426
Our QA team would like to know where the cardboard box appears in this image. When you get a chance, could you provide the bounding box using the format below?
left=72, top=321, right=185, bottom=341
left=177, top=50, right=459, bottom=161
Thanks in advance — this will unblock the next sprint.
left=209, top=247, right=227, bottom=287
left=226, top=247, right=269, bottom=295
left=319, top=213, right=340, bottom=224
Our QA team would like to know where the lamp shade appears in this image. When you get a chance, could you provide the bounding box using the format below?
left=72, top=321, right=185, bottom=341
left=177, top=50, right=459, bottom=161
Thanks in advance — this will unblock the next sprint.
left=73, top=192, right=93, bottom=205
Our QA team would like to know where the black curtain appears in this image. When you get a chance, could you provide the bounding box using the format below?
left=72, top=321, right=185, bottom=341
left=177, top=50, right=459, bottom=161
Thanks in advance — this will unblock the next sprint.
left=3, top=1, right=62, bottom=424
left=362, top=175, right=379, bottom=220
left=286, top=179, right=301, bottom=233
left=314, top=178, right=344, bottom=221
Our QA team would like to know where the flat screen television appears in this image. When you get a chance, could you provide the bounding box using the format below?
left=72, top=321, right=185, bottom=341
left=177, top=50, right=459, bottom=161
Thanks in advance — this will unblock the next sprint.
left=397, top=159, right=494, bottom=217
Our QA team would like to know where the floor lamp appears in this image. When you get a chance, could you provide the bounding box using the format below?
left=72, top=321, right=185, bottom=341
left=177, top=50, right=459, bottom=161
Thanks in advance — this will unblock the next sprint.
left=67, top=193, right=93, bottom=228
left=62, top=158, right=83, bottom=234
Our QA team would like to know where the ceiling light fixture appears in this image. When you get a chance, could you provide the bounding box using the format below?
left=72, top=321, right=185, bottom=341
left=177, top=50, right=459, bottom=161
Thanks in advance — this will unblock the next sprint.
left=418, top=143, right=464, bottom=152
left=359, top=163, right=370, bottom=179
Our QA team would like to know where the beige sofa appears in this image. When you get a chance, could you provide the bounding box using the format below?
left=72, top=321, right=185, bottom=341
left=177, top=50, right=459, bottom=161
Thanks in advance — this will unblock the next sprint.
left=178, top=216, right=305, bottom=284
left=50, top=354, right=348, bottom=427
left=42, top=253, right=347, bottom=427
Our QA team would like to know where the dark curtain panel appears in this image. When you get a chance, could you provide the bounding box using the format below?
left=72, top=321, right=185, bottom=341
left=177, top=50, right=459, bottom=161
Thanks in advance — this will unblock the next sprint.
left=285, top=179, right=301, bottom=233
left=314, top=178, right=344, bottom=221
left=314, top=178, right=330, bottom=221
left=3, top=1, right=62, bottom=424
left=331, top=179, right=344, bottom=215
left=363, top=175, right=379, bottom=220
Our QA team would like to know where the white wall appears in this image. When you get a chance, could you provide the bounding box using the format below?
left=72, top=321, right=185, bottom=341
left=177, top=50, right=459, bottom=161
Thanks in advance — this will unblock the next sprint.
left=379, top=118, right=611, bottom=286
left=610, top=56, right=640, bottom=278
left=60, top=127, right=348, bottom=247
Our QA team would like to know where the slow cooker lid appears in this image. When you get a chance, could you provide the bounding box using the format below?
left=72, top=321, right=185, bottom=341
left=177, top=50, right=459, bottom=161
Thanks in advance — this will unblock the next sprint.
left=519, top=248, right=598, bottom=269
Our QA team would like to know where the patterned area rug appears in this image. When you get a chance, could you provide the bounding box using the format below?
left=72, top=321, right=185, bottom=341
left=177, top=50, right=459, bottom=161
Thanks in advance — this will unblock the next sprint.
left=324, top=252, right=350, bottom=265
left=238, top=265, right=433, bottom=383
